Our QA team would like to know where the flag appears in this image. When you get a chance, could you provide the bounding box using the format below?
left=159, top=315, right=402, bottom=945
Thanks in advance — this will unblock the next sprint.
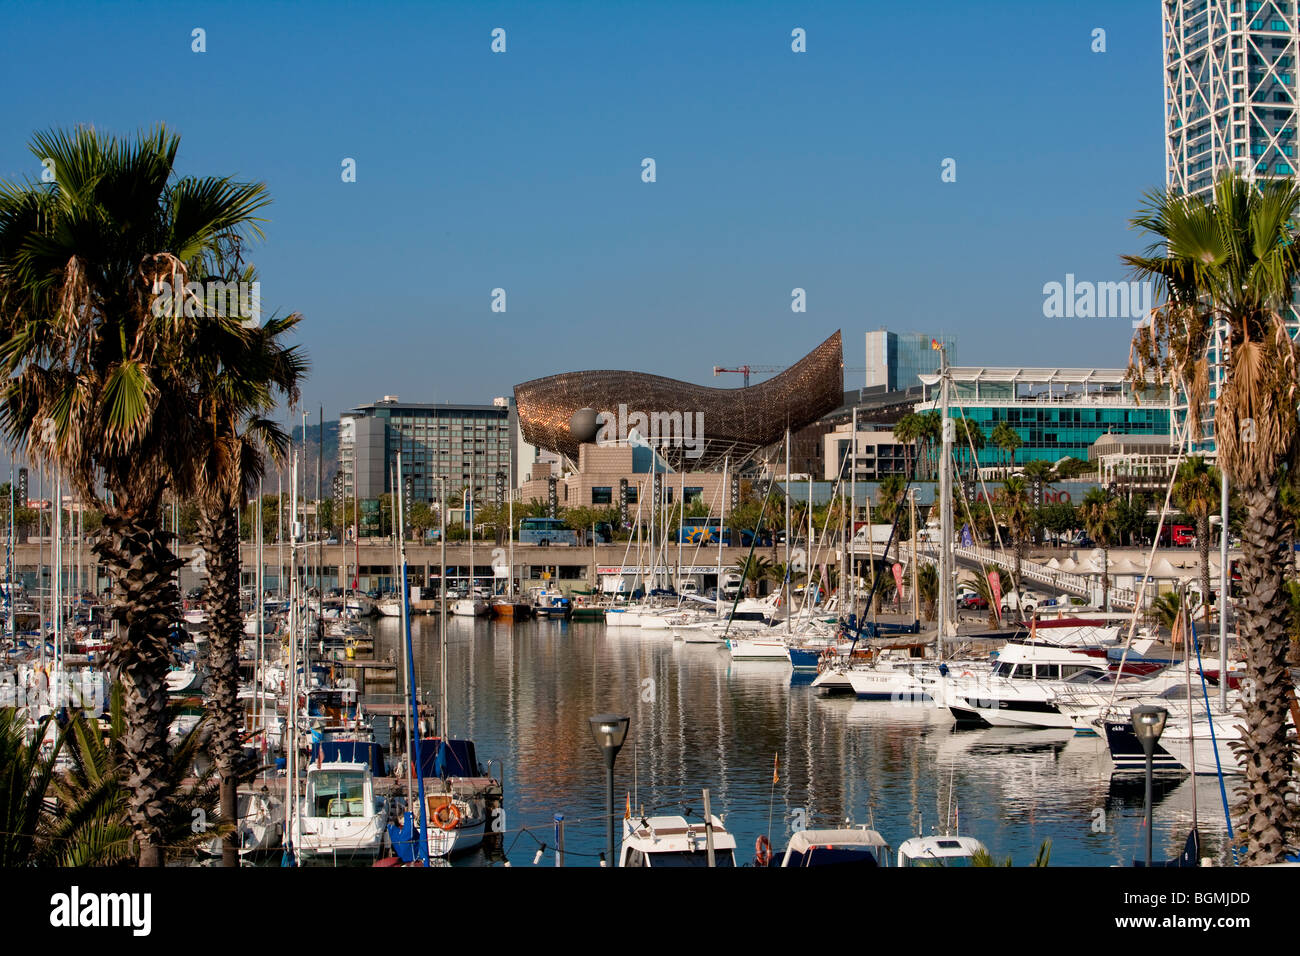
left=930, top=338, right=941, bottom=350
left=988, top=570, right=1002, bottom=617
left=625, top=793, right=631, bottom=820
left=960, top=524, right=973, bottom=548
left=891, top=563, right=905, bottom=607
left=773, top=752, right=779, bottom=784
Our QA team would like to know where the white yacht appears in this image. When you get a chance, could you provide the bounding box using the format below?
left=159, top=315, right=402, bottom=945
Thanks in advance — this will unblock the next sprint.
left=897, top=834, right=987, bottom=867
left=775, top=827, right=892, bottom=867
left=295, top=758, right=388, bottom=863
left=619, top=814, right=738, bottom=867
left=202, top=786, right=284, bottom=859
left=945, top=641, right=1126, bottom=728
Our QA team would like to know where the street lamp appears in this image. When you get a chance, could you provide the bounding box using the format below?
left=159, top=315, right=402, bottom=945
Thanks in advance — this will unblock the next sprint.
left=1130, top=704, right=1169, bottom=866
left=589, top=713, right=630, bottom=867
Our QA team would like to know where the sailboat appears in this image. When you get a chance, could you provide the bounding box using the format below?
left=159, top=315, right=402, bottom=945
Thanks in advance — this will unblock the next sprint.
left=386, top=462, right=491, bottom=862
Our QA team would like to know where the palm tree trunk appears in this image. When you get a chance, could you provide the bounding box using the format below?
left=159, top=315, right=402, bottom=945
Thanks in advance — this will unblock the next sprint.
left=199, top=501, right=243, bottom=868
left=91, top=513, right=182, bottom=867
left=1234, top=477, right=1297, bottom=865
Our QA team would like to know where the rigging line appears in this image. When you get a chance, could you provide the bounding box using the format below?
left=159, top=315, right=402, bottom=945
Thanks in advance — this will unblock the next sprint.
left=846, top=433, right=923, bottom=651
left=1186, top=610, right=1239, bottom=866
left=1102, top=386, right=1198, bottom=716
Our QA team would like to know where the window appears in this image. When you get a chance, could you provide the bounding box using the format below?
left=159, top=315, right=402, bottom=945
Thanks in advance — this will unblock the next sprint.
left=592, top=486, right=613, bottom=505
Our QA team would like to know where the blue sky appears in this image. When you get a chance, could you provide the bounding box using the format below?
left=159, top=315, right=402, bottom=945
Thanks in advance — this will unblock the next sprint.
left=0, top=0, right=1166, bottom=421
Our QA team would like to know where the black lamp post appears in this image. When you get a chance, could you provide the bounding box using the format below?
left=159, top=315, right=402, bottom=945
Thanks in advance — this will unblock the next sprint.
left=1130, top=704, right=1169, bottom=866
left=589, top=713, right=630, bottom=867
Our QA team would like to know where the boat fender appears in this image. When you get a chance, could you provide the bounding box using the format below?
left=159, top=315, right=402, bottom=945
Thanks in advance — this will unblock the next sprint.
left=754, top=834, right=772, bottom=867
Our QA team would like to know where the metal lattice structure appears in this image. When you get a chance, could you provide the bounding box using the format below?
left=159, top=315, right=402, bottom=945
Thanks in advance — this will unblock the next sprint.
left=1164, top=0, right=1300, bottom=198
left=514, top=330, right=843, bottom=471
left=1162, top=2, right=1300, bottom=452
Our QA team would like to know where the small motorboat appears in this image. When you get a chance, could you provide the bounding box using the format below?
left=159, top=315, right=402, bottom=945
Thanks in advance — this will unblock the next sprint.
left=619, top=814, right=737, bottom=867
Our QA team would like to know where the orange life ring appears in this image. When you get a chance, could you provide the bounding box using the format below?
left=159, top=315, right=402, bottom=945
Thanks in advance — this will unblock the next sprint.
left=755, top=834, right=772, bottom=867
left=433, top=801, right=462, bottom=831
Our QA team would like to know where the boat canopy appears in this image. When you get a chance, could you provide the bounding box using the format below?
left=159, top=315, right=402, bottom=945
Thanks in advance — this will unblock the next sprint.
left=311, top=740, right=386, bottom=777
left=781, top=828, right=891, bottom=867
left=416, top=738, right=481, bottom=779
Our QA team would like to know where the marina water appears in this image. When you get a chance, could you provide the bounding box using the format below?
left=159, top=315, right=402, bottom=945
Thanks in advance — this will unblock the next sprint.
left=363, top=616, right=1234, bottom=867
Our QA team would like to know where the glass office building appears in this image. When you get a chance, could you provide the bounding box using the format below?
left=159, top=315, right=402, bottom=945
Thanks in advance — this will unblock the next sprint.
left=917, top=367, right=1174, bottom=468
left=339, top=396, right=515, bottom=507
left=864, top=330, right=955, bottom=392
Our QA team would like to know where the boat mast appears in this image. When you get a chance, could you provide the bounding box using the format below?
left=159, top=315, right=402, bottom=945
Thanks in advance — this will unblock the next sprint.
left=397, top=452, right=430, bottom=865
left=910, top=489, right=919, bottom=624
left=937, top=344, right=952, bottom=659
left=468, top=450, right=474, bottom=602
left=716, top=459, right=727, bottom=619
left=850, top=406, right=856, bottom=620
left=784, top=428, right=791, bottom=636
left=439, top=477, right=448, bottom=739
left=255, top=481, right=264, bottom=758
left=286, top=453, right=301, bottom=864
left=508, top=452, right=515, bottom=602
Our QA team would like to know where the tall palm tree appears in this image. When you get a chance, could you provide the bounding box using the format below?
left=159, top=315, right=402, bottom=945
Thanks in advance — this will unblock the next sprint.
left=191, top=289, right=304, bottom=867
left=875, top=474, right=906, bottom=525
left=0, top=126, right=269, bottom=865
left=991, top=421, right=1023, bottom=476
left=1079, top=488, right=1118, bottom=612
left=1173, top=456, right=1221, bottom=627
left=1125, top=170, right=1300, bottom=863
left=916, top=563, right=937, bottom=621
left=893, top=412, right=921, bottom=478
left=999, top=476, right=1033, bottom=614
left=915, top=411, right=941, bottom=478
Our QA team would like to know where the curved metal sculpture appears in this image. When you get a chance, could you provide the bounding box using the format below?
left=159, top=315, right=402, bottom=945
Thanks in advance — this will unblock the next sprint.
left=514, top=330, right=842, bottom=470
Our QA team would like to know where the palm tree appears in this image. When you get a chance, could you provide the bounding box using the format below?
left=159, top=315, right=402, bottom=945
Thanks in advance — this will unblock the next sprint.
left=893, top=412, right=921, bottom=478
left=999, top=476, right=1034, bottom=615
left=1150, top=591, right=1184, bottom=631
left=991, top=421, right=1023, bottom=476
left=0, top=126, right=269, bottom=865
left=1173, top=456, right=1221, bottom=627
left=1125, top=170, right=1300, bottom=863
left=876, top=474, right=906, bottom=525
left=914, top=411, right=941, bottom=478
left=964, top=567, right=1002, bottom=629
left=191, top=293, right=304, bottom=867
left=1079, top=488, right=1118, bottom=612
left=916, top=563, right=937, bottom=621
left=0, top=709, right=64, bottom=865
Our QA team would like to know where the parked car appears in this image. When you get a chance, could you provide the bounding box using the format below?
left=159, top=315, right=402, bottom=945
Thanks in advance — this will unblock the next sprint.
left=957, top=592, right=988, bottom=610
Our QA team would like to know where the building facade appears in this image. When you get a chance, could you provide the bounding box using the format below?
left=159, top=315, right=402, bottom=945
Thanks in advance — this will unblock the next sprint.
left=864, top=329, right=955, bottom=392
left=916, top=367, right=1175, bottom=470
left=1163, top=1, right=1300, bottom=451
left=821, top=423, right=914, bottom=481
left=338, top=396, right=515, bottom=509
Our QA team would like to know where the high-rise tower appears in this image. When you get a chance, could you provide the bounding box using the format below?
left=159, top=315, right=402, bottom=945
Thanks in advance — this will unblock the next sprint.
left=1162, top=1, right=1300, bottom=449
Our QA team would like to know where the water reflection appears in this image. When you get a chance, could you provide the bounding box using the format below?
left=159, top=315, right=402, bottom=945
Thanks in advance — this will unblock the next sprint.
left=365, top=617, right=1232, bottom=867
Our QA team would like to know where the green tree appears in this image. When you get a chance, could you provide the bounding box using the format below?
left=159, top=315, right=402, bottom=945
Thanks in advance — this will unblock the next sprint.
left=1173, top=456, right=1221, bottom=625
left=1079, top=488, right=1118, bottom=612
left=999, top=477, right=1034, bottom=612
left=190, top=283, right=303, bottom=868
left=991, top=421, right=1023, bottom=475
left=0, top=126, right=267, bottom=865
left=1126, top=170, right=1300, bottom=862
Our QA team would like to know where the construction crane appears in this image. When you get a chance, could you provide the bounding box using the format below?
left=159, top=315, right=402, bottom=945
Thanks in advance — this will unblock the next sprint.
left=713, top=363, right=865, bottom=387
left=711, top=365, right=784, bottom=387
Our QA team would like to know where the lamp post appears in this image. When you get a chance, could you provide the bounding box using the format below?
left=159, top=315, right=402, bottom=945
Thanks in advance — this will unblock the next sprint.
left=589, top=713, right=630, bottom=867
left=1131, top=704, right=1169, bottom=866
